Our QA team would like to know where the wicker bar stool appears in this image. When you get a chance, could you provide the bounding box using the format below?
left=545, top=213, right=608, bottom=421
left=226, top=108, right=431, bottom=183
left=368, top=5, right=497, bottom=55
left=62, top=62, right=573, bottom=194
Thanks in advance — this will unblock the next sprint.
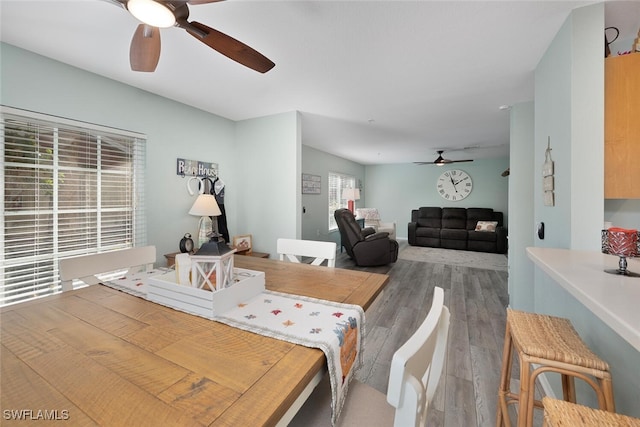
left=496, top=309, right=615, bottom=427
left=543, top=397, right=640, bottom=427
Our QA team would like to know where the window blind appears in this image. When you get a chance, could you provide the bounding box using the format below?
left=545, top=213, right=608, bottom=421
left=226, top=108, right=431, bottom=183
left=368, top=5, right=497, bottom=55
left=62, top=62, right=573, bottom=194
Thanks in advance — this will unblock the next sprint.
left=328, top=172, right=356, bottom=230
left=1, top=106, right=147, bottom=306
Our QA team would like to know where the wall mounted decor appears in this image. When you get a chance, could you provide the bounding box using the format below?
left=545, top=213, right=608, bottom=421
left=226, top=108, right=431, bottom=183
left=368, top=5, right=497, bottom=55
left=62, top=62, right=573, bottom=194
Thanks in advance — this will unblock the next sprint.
left=436, top=169, right=473, bottom=201
left=543, top=137, right=555, bottom=206
left=302, top=173, right=321, bottom=194
left=177, top=158, right=218, bottom=178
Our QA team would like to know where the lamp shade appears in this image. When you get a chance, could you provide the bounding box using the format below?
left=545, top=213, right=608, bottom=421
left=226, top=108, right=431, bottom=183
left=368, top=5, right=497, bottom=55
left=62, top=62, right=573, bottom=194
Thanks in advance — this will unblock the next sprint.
left=189, top=194, right=222, bottom=217
left=342, top=188, right=360, bottom=201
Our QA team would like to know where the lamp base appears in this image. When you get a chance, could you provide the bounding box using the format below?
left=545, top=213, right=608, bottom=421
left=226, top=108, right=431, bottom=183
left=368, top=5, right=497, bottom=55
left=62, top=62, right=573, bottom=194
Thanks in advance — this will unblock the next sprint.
left=604, top=255, right=640, bottom=277
left=348, top=200, right=355, bottom=214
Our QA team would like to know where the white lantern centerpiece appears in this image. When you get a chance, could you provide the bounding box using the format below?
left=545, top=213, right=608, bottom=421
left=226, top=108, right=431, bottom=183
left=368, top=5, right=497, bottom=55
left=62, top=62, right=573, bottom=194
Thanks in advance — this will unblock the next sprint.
left=190, top=238, right=236, bottom=291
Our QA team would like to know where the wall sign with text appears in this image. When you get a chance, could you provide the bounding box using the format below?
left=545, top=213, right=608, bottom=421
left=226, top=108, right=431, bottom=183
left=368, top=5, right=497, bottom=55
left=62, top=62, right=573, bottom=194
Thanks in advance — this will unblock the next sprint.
left=177, top=158, right=218, bottom=177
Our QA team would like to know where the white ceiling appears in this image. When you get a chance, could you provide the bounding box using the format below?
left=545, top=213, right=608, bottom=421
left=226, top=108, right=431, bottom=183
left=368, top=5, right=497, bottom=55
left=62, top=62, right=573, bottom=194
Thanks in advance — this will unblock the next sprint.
left=1, top=1, right=638, bottom=165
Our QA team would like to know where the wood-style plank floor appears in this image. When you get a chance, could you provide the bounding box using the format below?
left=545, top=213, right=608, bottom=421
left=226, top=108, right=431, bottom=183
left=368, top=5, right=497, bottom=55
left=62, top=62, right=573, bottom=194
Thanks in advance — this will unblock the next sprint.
left=335, top=240, right=538, bottom=427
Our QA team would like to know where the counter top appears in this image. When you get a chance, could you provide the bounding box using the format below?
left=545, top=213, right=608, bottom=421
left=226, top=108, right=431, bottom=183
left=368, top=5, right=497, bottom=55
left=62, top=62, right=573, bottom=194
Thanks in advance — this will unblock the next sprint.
left=527, top=247, right=640, bottom=352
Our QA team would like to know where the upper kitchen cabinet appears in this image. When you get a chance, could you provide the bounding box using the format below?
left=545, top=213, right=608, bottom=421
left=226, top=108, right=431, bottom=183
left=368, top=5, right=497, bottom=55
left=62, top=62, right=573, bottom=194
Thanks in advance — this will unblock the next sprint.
left=605, top=53, right=640, bottom=199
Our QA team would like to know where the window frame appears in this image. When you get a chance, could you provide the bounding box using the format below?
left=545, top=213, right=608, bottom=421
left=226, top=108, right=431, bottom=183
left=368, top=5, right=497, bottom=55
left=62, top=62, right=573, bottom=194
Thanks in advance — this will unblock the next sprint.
left=328, top=172, right=356, bottom=231
left=1, top=106, right=147, bottom=306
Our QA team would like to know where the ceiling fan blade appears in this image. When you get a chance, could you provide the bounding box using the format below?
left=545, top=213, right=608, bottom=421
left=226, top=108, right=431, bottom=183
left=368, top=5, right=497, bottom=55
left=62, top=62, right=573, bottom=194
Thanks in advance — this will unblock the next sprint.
left=130, top=24, right=161, bottom=72
left=188, top=0, right=225, bottom=4
left=184, top=21, right=275, bottom=73
left=414, top=150, right=474, bottom=165
left=101, top=0, right=127, bottom=10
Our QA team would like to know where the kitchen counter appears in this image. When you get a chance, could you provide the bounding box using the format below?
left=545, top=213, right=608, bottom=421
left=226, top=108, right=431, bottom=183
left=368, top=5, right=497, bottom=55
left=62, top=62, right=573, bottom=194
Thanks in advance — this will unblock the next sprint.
left=526, top=247, right=640, bottom=352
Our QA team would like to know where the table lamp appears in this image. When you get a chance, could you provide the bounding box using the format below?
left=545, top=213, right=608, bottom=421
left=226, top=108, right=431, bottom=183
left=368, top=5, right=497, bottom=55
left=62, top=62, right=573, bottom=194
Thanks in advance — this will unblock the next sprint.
left=601, top=227, right=639, bottom=277
left=342, top=188, right=360, bottom=214
left=188, top=194, right=222, bottom=248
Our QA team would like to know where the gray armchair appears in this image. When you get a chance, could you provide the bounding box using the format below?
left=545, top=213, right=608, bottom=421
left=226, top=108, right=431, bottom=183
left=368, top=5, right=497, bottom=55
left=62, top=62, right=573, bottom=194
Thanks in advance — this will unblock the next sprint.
left=334, top=208, right=399, bottom=267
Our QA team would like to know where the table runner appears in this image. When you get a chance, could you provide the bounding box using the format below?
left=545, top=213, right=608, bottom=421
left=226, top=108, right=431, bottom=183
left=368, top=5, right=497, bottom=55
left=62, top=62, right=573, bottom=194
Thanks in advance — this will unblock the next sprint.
left=214, top=290, right=365, bottom=427
left=99, top=268, right=169, bottom=298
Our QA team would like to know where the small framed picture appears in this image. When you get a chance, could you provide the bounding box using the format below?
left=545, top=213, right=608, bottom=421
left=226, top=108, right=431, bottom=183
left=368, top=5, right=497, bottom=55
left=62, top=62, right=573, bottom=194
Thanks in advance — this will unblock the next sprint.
left=302, top=173, right=321, bottom=194
left=232, top=234, right=253, bottom=252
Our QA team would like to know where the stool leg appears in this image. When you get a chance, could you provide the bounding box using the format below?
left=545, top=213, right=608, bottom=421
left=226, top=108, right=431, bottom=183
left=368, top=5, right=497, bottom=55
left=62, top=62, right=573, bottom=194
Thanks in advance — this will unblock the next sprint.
left=561, top=374, right=576, bottom=403
left=497, top=323, right=514, bottom=427
left=517, top=355, right=532, bottom=427
left=601, top=376, right=616, bottom=412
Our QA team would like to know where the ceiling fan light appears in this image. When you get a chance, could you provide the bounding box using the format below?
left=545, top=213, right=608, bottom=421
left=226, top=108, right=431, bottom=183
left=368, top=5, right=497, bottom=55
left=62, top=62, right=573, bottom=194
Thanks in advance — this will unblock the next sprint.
left=127, top=0, right=175, bottom=28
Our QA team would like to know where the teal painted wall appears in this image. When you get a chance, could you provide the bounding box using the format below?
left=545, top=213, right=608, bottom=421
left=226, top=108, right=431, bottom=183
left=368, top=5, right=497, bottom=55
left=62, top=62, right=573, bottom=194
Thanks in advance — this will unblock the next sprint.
left=0, top=42, right=299, bottom=262
left=508, top=101, right=535, bottom=312
left=301, top=145, right=365, bottom=246
left=528, top=4, right=640, bottom=416
left=236, top=111, right=301, bottom=255
left=605, top=200, right=640, bottom=229
left=364, top=158, right=510, bottom=239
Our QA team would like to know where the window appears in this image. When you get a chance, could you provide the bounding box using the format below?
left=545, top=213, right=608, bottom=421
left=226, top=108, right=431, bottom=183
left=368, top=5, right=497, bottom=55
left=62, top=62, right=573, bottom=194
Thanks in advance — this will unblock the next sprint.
left=328, top=172, right=356, bottom=230
left=1, top=106, right=146, bottom=306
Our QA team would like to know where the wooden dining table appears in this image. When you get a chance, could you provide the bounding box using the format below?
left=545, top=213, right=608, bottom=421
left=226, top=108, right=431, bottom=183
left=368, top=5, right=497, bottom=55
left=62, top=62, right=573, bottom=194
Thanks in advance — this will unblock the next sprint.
left=0, top=255, right=388, bottom=426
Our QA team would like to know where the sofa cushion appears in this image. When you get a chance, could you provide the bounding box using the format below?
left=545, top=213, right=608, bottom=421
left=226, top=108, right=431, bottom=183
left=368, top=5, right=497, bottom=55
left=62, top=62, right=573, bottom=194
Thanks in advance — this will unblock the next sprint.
left=466, top=208, right=496, bottom=230
left=442, top=208, right=466, bottom=229
left=468, top=230, right=498, bottom=242
left=417, top=218, right=440, bottom=228
left=441, top=228, right=468, bottom=240
left=475, top=221, right=498, bottom=232
left=416, top=227, right=441, bottom=238
left=417, top=207, right=442, bottom=228
left=419, top=207, right=442, bottom=218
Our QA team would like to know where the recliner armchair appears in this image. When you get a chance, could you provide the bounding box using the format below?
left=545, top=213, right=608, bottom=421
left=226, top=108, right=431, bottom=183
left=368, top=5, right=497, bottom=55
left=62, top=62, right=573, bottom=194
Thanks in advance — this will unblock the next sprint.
left=334, top=208, right=399, bottom=266
left=355, top=208, right=397, bottom=240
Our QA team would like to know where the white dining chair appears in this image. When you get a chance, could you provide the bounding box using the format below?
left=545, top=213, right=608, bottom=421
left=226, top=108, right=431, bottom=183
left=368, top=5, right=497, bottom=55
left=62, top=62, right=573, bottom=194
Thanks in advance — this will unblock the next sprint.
left=277, top=238, right=337, bottom=268
left=59, top=246, right=156, bottom=291
left=288, top=286, right=450, bottom=427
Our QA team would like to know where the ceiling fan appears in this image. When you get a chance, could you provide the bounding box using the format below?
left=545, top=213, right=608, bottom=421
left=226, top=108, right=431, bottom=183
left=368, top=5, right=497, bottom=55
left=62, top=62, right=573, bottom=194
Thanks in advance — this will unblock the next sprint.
left=106, top=0, right=275, bottom=73
left=415, top=150, right=474, bottom=166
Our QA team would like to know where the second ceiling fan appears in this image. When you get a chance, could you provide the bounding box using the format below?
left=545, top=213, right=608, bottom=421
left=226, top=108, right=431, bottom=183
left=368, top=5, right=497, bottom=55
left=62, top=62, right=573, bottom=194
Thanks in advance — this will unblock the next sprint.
left=108, top=0, right=275, bottom=73
left=415, top=150, right=474, bottom=166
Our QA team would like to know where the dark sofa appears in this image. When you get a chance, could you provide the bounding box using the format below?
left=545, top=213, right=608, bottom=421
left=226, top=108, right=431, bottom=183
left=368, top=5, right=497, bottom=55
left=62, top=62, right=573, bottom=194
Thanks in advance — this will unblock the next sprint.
left=408, top=207, right=507, bottom=254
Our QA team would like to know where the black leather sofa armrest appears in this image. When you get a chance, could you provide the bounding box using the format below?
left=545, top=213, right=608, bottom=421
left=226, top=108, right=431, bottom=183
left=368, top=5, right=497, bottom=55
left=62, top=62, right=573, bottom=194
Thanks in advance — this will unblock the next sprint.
left=408, top=222, right=417, bottom=245
left=496, top=227, right=508, bottom=254
left=365, top=231, right=390, bottom=241
left=362, top=227, right=376, bottom=237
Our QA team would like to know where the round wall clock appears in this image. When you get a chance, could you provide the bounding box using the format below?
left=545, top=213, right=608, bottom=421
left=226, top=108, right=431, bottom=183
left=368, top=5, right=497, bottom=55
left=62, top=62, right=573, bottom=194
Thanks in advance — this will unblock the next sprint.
left=436, top=169, right=473, bottom=201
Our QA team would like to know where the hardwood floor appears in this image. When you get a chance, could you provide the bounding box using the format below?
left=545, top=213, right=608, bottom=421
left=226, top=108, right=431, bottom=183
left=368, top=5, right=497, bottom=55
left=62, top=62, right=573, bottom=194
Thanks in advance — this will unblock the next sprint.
left=335, top=241, right=535, bottom=426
